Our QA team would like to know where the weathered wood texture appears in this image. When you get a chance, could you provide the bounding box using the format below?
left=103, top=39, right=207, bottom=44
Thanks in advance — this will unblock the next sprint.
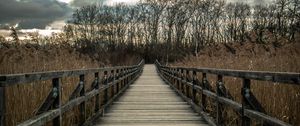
left=0, top=87, right=5, bottom=126
left=0, top=60, right=144, bottom=126
left=95, top=65, right=209, bottom=126
left=0, top=65, right=140, bottom=87
left=155, top=60, right=299, bottom=126
left=159, top=66, right=300, bottom=85
left=3, top=59, right=297, bottom=126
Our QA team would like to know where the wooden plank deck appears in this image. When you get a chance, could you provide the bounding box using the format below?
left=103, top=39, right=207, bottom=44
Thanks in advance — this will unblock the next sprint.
left=95, top=65, right=208, bottom=126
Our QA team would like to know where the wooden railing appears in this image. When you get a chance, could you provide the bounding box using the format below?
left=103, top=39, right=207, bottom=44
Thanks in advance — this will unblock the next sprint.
left=0, top=60, right=144, bottom=126
left=155, top=60, right=299, bottom=126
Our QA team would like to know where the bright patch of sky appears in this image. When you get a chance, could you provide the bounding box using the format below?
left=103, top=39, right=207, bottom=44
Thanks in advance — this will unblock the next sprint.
left=57, top=0, right=139, bottom=4
left=105, top=0, right=140, bottom=5
left=57, top=0, right=72, bottom=3
left=20, top=28, right=62, bottom=36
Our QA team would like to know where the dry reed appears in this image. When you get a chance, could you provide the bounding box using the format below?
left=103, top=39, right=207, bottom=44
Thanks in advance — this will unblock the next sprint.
left=0, top=43, right=102, bottom=126
left=173, top=42, right=300, bottom=125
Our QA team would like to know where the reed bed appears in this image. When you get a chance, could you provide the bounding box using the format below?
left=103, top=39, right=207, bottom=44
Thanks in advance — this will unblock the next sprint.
left=173, top=42, right=300, bottom=125
left=0, top=43, right=102, bottom=126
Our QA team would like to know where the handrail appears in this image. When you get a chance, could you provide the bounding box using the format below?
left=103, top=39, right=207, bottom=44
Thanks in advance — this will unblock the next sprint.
left=155, top=61, right=299, bottom=85
left=0, top=60, right=144, bottom=87
left=0, top=60, right=144, bottom=126
left=155, top=60, right=299, bottom=126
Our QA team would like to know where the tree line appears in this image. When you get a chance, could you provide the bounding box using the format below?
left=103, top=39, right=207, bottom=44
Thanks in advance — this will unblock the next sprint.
left=65, top=0, right=300, bottom=63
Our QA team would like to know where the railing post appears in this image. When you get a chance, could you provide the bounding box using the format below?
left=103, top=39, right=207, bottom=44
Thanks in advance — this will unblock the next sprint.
left=137, top=66, right=141, bottom=76
left=170, top=68, right=173, bottom=84
left=168, top=68, right=172, bottom=81
left=131, top=68, right=133, bottom=81
left=103, top=71, right=108, bottom=108
left=125, top=68, right=129, bottom=85
left=128, top=68, right=130, bottom=84
left=127, top=68, right=130, bottom=83
left=95, top=72, right=100, bottom=112
left=192, top=71, right=197, bottom=102
left=111, top=70, right=115, bottom=97
left=216, top=75, right=224, bottom=126
left=180, top=69, right=184, bottom=93
left=130, top=68, right=133, bottom=81
left=185, top=70, right=190, bottom=98
left=141, top=61, right=144, bottom=73
left=176, top=69, right=180, bottom=89
left=156, top=61, right=161, bottom=73
left=0, top=87, right=5, bottom=126
left=176, top=68, right=179, bottom=90
left=165, top=68, right=168, bottom=78
left=132, top=67, right=135, bottom=79
left=119, top=69, right=122, bottom=88
left=121, top=68, right=124, bottom=88
left=242, top=79, right=251, bottom=126
left=116, top=69, right=119, bottom=93
left=79, top=75, right=86, bottom=125
left=161, top=67, right=164, bottom=77
left=201, top=73, right=207, bottom=111
left=172, top=68, right=176, bottom=86
left=169, top=68, right=172, bottom=83
left=52, top=78, right=61, bottom=126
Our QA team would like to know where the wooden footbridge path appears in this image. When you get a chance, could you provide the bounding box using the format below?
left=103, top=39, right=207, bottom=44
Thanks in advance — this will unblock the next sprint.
left=0, top=60, right=299, bottom=126
left=95, top=64, right=208, bottom=126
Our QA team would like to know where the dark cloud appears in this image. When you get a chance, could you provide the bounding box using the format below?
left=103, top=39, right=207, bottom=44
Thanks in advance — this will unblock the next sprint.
left=0, top=0, right=72, bottom=29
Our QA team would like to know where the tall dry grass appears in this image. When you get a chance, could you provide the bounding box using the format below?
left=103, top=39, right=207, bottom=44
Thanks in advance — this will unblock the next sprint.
left=0, top=43, right=106, bottom=126
left=173, top=42, right=300, bottom=125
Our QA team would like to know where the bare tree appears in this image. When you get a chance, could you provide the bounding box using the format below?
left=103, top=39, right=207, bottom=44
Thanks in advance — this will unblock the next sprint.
left=66, top=0, right=299, bottom=63
left=253, top=5, right=268, bottom=43
left=10, top=27, right=19, bottom=44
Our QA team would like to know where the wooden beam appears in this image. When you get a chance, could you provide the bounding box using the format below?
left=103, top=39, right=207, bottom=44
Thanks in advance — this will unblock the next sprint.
left=218, top=96, right=242, bottom=111
left=216, top=75, right=224, bottom=125
left=157, top=64, right=295, bottom=126
left=110, top=70, right=115, bottom=99
left=192, top=71, right=197, bottom=102
left=17, top=110, right=60, bottom=126
left=0, top=60, right=144, bottom=87
left=0, top=87, right=5, bottom=126
left=82, top=69, right=141, bottom=126
left=61, top=96, right=85, bottom=114
left=36, top=91, right=55, bottom=115
left=158, top=72, right=217, bottom=126
left=244, top=109, right=292, bottom=126
left=201, top=73, right=207, bottom=113
left=158, top=64, right=300, bottom=85
left=242, top=79, right=251, bottom=126
left=16, top=68, right=144, bottom=126
left=79, top=75, right=86, bottom=125
left=52, top=78, right=61, bottom=126
left=69, top=82, right=83, bottom=100
left=103, top=71, right=108, bottom=107
left=13, top=63, right=144, bottom=126
left=116, top=69, right=119, bottom=94
left=95, top=72, right=100, bottom=112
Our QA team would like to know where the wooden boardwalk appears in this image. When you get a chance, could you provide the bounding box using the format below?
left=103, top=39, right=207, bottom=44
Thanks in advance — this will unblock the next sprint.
left=95, top=65, right=208, bottom=126
left=1, top=60, right=297, bottom=126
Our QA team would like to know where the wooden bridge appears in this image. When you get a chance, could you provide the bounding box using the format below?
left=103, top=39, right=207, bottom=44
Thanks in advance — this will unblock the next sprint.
left=0, top=60, right=299, bottom=126
left=95, top=64, right=208, bottom=126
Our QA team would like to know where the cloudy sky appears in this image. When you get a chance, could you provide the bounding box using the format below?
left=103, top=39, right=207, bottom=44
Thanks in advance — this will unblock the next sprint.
left=0, top=0, right=271, bottom=30
left=0, top=0, right=71, bottom=29
left=0, top=0, right=139, bottom=30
